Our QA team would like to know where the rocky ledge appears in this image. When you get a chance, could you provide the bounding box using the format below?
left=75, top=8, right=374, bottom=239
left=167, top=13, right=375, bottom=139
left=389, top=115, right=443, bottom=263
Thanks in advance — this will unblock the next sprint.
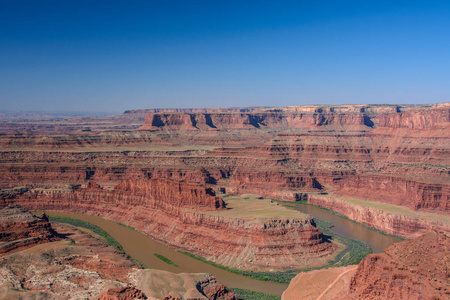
left=0, top=205, right=59, bottom=254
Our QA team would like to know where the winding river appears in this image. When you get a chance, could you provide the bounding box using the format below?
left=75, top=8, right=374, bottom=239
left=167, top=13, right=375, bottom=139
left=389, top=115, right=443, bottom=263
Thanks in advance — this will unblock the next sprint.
left=47, top=212, right=289, bottom=295
left=293, top=203, right=401, bottom=253
left=46, top=206, right=401, bottom=296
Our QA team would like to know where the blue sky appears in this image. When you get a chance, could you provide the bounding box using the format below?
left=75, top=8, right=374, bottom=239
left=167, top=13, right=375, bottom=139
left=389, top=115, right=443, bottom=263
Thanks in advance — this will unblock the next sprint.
left=1, top=0, right=449, bottom=112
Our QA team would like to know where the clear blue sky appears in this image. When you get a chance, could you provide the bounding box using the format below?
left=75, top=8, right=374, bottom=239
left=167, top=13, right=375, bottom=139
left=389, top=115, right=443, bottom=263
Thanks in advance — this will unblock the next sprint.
left=1, top=0, right=449, bottom=112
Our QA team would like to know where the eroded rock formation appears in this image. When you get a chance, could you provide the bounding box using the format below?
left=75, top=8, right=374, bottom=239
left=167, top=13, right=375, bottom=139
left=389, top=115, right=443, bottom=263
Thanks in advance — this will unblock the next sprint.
left=129, top=270, right=237, bottom=300
left=348, top=230, right=450, bottom=299
left=98, top=286, right=147, bottom=300
left=0, top=205, right=58, bottom=254
left=308, top=194, right=450, bottom=239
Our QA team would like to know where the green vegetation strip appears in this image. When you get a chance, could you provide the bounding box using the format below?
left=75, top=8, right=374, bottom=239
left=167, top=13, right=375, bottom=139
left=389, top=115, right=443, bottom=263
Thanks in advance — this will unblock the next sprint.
left=50, top=216, right=123, bottom=250
left=153, top=253, right=178, bottom=267
left=231, top=288, right=281, bottom=300
left=314, top=219, right=372, bottom=266
left=116, top=221, right=137, bottom=231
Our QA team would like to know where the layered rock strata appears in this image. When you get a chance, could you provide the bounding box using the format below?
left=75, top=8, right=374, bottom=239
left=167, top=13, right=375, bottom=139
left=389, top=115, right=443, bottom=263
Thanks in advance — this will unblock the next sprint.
left=0, top=103, right=449, bottom=258
left=348, top=230, right=450, bottom=299
left=0, top=205, right=58, bottom=254
left=308, top=195, right=450, bottom=239
left=5, top=178, right=334, bottom=271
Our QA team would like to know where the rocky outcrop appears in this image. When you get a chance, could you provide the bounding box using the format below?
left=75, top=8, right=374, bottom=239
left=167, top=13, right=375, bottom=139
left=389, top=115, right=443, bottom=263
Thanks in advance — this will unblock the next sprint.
left=98, top=286, right=147, bottom=300
left=0, top=205, right=58, bottom=254
left=0, top=222, right=140, bottom=299
left=308, top=195, right=450, bottom=239
left=129, top=270, right=237, bottom=300
left=348, top=230, right=450, bottom=299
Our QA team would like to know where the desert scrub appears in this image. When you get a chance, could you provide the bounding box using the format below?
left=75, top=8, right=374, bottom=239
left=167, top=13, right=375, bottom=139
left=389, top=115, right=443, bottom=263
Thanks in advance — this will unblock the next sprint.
left=231, top=288, right=281, bottom=300
left=153, top=253, right=178, bottom=267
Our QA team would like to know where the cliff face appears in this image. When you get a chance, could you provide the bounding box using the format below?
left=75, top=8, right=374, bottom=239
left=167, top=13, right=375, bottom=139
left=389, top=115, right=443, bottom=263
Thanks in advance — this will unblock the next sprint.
left=7, top=179, right=335, bottom=271
left=0, top=205, right=58, bottom=254
left=115, top=178, right=225, bottom=210
left=334, top=175, right=450, bottom=211
left=308, top=195, right=450, bottom=239
left=376, top=106, right=449, bottom=129
left=348, top=230, right=450, bottom=300
left=138, top=111, right=371, bottom=131
left=138, top=104, right=450, bottom=132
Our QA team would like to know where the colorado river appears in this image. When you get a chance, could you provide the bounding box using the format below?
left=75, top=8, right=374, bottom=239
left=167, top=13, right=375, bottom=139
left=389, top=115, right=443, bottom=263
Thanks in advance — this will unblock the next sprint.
left=47, top=212, right=288, bottom=296
left=293, top=203, right=401, bottom=253
left=46, top=206, right=401, bottom=296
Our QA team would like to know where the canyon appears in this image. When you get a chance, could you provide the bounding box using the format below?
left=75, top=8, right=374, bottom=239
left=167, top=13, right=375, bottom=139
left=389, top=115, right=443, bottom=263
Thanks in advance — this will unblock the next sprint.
left=0, top=205, right=237, bottom=300
left=0, top=102, right=449, bottom=298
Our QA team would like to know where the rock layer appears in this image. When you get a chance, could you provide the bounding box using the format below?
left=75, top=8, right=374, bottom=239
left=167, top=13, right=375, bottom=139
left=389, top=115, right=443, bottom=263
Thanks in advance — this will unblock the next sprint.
left=308, top=194, right=449, bottom=239
left=6, top=179, right=335, bottom=271
left=348, top=230, right=450, bottom=299
left=0, top=205, right=58, bottom=254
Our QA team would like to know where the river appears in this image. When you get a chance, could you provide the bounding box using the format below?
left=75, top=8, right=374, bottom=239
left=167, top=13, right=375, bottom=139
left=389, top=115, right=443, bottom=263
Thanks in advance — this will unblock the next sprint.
left=46, top=206, right=401, bottom=296
left=47, top=212, right=288, bottom=296
left=293, top=203, right=400, bottom=253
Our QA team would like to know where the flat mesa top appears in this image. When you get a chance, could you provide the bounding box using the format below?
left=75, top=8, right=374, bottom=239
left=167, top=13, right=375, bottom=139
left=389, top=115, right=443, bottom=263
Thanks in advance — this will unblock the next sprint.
left=201, top=194, right=309, bottom=220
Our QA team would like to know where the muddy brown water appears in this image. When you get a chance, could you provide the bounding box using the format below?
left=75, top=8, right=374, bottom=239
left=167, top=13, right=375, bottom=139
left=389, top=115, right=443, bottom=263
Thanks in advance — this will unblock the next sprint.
left=47, top=206, right=400, bottom=296
left=293, top=203, right=401, bottom=253
left=47, top=212, right=288, bottom=296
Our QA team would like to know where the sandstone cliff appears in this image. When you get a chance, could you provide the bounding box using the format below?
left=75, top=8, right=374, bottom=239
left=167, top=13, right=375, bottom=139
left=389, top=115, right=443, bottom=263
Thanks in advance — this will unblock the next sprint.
left=348, top=230, right=450, bottom=299
left=308, top=194, right=450, bottom=239
left=0, top=205, right=58, bottom=254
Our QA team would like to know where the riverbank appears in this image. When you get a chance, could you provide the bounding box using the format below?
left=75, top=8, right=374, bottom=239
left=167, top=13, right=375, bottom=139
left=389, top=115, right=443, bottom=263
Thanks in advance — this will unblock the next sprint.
left=44, top=207, right=375, bottom=284
left=44, top=211, right=289, bottom=296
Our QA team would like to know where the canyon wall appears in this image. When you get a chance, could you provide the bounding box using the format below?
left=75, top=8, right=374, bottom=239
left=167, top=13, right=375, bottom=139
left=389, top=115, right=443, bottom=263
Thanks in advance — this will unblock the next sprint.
left=308, top=195, right=450, bottom=239
left=334, top=175, right=450, bottom=211
left=3, top=179, right=336, bottom=271
left=138, top=103, right=449, bottom=131
left=348, top=230, right=450, bottom=299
